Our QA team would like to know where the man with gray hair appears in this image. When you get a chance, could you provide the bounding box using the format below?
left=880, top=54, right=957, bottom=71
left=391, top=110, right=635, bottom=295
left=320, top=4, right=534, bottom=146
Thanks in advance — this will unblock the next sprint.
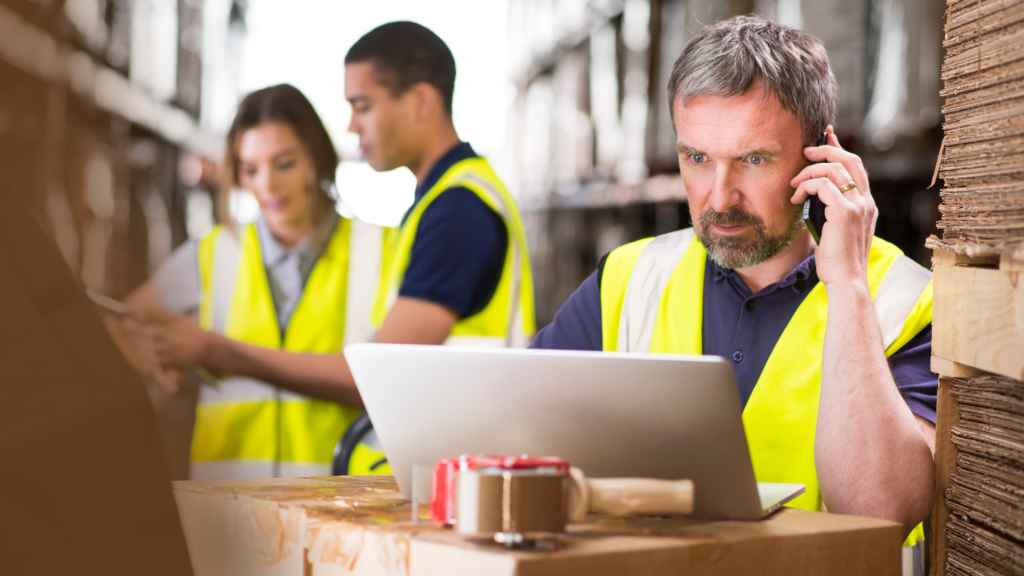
left=532, top=15, right=936, bottom=551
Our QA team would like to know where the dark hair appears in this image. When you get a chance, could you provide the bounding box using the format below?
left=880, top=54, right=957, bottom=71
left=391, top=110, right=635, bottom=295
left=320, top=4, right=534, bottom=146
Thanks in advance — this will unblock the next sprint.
left=221, top=84, right=338, bottom=223
left=667, top=16, right=837, bottom=147
left=345, top=21, right=456, bottom=115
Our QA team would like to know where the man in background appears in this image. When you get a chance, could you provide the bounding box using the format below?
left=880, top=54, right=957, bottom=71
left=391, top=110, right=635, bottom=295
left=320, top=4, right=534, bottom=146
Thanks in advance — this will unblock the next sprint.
left=345, top=21, right=534, bottom=350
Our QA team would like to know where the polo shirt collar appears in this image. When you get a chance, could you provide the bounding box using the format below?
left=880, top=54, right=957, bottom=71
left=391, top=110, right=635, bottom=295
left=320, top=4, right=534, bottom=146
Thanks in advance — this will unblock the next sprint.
left=255, top=209, right=339, bottom=267
left=414, top=141, right=478, bottom=201
left=710, top=253, right=817, bottom=296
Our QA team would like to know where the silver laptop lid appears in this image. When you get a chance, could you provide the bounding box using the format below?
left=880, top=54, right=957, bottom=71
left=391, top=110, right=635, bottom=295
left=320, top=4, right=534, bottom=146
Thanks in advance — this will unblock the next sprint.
left=345, top=344, right=766, bottom=520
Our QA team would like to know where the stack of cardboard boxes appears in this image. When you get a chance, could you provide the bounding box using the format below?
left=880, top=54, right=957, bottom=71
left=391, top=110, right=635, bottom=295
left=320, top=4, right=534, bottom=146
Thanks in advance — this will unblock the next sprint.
left=926, top=0, right=1024, bottom=573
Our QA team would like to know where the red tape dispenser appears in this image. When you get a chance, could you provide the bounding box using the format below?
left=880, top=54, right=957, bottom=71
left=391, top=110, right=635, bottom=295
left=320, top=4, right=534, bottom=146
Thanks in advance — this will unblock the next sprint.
left=431, top=454, right=570, bottom=536
left=430, top=454, right=694, bottom=548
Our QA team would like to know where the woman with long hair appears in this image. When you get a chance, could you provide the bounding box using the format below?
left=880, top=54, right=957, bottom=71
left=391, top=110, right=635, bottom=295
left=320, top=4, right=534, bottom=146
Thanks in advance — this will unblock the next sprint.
left=125, top=84, right=385, bottom=480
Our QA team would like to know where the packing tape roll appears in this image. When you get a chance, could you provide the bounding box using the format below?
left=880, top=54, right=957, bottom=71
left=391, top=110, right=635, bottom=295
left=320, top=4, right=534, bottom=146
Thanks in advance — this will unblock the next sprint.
left=456, top=469, right=567, bottom=535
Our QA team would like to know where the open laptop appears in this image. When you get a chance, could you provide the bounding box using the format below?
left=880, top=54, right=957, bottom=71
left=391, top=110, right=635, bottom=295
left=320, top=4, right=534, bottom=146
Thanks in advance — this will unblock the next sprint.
left=345, top=344, right=804, bottom=520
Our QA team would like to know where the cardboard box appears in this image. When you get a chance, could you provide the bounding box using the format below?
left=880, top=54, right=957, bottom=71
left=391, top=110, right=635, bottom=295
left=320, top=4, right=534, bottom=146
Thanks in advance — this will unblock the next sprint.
left=0, top=188, right=192, bottom=574
left=174, top=476, right=903, bottom=576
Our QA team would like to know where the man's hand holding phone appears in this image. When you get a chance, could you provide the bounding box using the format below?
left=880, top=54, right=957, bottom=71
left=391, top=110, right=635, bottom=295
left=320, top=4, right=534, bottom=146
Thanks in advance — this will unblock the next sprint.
left=789, top=127, right=877, bottom=291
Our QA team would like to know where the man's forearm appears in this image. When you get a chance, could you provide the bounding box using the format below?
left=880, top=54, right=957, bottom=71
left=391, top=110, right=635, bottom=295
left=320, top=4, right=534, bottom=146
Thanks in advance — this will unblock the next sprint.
left=817, top=281, right=934, bottom=537
left=192, top=297, right=457, bottom=409
left=204, top=333, right=363, bottom=408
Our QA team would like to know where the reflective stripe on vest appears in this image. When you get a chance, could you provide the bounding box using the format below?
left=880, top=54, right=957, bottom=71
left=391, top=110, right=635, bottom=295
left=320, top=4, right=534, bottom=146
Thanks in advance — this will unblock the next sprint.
left=600, top=228, right=932, bottom=547
left=192, top=217, right=385, bottom=480
left=370, top=157, right=536, bottom=348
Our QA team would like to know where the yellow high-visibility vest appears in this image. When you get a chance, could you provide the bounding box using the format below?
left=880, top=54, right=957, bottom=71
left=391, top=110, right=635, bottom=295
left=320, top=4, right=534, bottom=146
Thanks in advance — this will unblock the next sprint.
left=191, top=216, right=384, bottom=480
left=370, top=157, right=536, bottom=347
left=600, top=228, right=932, bottom=546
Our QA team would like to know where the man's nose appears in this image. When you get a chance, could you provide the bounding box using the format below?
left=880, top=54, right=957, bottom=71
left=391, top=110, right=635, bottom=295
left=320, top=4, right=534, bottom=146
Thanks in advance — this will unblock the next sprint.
left=347, top=114, right=360, bottom=134
left=706, top=165, right=741, bottom=213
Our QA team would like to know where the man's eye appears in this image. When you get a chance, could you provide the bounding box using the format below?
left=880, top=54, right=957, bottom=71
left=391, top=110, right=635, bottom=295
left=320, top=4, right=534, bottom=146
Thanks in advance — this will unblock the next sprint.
left=690, top=153, right=706, bottom=164
left=748, top=156, right=764, bottom=165
left=275, top=160, right=296, bottom=170
left=243, top=167, right=257, bottom=177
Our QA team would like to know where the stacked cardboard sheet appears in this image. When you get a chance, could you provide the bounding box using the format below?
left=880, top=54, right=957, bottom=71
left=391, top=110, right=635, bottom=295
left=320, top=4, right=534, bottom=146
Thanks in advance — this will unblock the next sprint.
left=927, top=0, right=1024, bottom=256
left=945, top=375, right=1024, bottom=575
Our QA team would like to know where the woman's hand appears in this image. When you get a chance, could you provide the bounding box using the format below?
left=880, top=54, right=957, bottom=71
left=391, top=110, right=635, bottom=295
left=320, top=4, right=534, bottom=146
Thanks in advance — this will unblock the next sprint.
left=145, top=315, right=213, bottom=369
left=788, top=128, right=877, bottom=290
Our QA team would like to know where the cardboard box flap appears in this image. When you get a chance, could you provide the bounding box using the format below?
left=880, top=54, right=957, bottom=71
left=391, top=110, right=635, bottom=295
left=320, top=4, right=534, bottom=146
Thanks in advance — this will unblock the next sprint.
left=0, top=187, right=192, bottom=575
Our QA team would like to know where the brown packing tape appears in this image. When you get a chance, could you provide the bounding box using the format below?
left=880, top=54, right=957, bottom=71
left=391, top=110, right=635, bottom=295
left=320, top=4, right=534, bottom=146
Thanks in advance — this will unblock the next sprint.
left=455, top=470, right=567, bottom=535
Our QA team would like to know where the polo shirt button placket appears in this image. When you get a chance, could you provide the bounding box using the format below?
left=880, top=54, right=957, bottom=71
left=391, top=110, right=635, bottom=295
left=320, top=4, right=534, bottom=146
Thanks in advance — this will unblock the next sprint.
left=732, top=350, right=743, bottom=363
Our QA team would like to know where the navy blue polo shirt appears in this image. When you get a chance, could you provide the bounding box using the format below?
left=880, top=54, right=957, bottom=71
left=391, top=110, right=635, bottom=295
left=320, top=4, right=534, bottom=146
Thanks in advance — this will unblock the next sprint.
left=531, top=252, right=938, bottom=424
left=397, top=142, right=508, bottom=317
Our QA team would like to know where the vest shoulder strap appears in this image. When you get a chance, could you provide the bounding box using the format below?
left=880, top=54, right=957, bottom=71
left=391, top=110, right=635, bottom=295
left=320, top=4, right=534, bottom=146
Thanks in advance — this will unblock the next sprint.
left=436, top=159, right=515, bottom=223
left=211, top=226, right=244, bottom=334
left=343, top=218, right=386, bottom=347
left=872, top=253, right=933, bottom=352
left=601, top=228, right=696, bottom=352
left=197, top=225, right=244, bottom=334
left=620, top=228, right=696, bottom=352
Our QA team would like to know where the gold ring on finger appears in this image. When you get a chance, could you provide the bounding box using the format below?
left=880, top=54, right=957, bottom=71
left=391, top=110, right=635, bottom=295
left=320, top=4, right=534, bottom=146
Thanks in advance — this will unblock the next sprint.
left=838, top=181, right=857, bottom=193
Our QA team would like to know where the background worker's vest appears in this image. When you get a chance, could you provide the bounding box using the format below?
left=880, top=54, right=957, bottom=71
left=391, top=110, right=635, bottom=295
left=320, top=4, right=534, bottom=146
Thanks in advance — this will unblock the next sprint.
left=370, top=157, right=536, bottom=348
left=352, top=158, right=536, bottom=477
left=192, top=217, right=384, bottom=480
left=599, top=228, right=933, bottom=547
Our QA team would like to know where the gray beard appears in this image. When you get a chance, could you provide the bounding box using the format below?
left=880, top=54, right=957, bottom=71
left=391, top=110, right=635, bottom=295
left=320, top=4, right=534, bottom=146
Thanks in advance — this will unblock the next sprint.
left=695, top=205, right=805, bottom=270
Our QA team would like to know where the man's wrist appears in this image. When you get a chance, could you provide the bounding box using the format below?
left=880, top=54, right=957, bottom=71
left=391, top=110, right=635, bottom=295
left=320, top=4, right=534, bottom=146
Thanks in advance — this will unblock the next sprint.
left=823, top=278, right=871, bottom=306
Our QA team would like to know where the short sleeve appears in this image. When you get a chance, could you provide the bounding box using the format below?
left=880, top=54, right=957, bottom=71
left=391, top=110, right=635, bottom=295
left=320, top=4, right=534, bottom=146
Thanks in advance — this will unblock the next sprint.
left=889, top=324, right=938, bottom=425
left=398, top=187, right=508, bottom=317
left=531, top=270, right=604, bottom=351
left=151, top=239, right=202, bottom=315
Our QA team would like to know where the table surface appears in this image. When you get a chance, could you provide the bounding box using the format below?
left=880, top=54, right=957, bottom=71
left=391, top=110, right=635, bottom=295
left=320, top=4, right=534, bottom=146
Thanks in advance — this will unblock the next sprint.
left=173, top=475, right=903, bottom=576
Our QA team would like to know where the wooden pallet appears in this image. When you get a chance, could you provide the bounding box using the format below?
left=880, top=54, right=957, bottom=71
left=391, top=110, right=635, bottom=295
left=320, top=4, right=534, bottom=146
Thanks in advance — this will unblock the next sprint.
left=927, top=376, right=961, bottom=576
left=932, top=249, right=1024, bottom=382
left=929, top=248, right=1024, bottom=576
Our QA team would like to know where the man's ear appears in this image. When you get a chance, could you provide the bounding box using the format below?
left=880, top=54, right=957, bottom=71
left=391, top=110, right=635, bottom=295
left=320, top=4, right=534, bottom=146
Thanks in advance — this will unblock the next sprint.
left=410, top=82, right=442, bottom=122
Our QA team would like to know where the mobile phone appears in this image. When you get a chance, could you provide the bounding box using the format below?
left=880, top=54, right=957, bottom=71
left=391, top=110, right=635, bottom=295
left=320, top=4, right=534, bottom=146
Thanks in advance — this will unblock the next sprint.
left=802, top=132, right=829, bottom=243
